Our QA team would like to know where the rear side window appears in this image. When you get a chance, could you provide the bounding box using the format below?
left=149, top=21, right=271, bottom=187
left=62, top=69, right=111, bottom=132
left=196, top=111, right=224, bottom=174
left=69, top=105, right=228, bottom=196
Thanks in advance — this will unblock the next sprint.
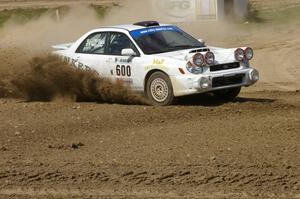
left=76, top=32, right=108, bottom=54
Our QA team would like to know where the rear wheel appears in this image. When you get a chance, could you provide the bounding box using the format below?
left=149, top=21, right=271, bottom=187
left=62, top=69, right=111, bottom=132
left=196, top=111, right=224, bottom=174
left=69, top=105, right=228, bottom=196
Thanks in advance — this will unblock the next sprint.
left=146, top=72, right=174, bottom=106
left=213, top=87, right=241, bottom=101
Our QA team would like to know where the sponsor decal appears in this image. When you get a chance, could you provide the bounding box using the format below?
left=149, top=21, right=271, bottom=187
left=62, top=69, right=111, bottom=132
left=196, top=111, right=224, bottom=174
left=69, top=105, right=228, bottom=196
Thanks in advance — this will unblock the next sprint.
left=64, top=56, right=99, bottom=75
left=115, top=57, right=131, bottom=63
left=145, top=59, right=168, bottom=71
left=116, top=77, right=133, bottom=86
left=130, top=26, right=181, bottom=39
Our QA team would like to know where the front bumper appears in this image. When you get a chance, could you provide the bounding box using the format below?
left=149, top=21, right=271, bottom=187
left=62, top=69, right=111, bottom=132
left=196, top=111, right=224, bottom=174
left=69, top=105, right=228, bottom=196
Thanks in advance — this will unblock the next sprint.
left=170, top=68, right=259, bottom=97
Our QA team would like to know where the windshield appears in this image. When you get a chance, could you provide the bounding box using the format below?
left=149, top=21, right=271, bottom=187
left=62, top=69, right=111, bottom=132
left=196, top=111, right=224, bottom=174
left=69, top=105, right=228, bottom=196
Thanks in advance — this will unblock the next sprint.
left=130, top=26, right=205, bottom=55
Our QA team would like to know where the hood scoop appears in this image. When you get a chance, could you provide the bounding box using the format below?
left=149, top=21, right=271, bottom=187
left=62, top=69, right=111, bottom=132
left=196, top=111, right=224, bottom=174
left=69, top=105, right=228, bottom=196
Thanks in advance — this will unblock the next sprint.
left=189, top=48, right=210, bottom=54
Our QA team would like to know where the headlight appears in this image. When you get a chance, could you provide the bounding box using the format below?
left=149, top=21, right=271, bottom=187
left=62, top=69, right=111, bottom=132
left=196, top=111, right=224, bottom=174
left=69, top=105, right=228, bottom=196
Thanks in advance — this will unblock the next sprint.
left=235, top=48, right=245, bottom=61
left=205, top=51, right=215, bottom=65
left=193, top=53, right=205, bottom=67
left=245, top=47, right=254, bottom=60
left=186, top=61, right=203, bottom=74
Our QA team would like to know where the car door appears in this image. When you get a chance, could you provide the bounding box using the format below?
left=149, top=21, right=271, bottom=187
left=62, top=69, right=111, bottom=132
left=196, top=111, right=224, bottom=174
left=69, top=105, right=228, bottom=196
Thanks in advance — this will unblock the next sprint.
left=73, top=32, right=110, bottom=77
left=105, top=32, right=144, bottom=90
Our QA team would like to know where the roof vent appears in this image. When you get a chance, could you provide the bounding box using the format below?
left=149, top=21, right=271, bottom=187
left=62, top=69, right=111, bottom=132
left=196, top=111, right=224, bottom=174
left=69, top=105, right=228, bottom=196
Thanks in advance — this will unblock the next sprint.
left=133, top=21, right=160, bottom=27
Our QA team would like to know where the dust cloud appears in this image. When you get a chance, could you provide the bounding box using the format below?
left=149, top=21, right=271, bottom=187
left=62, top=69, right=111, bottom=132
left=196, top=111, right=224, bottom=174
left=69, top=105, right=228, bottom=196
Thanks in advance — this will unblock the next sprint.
left=0, top=3, right=149, bottom=104
left=0, top=5, right=100, bottom=53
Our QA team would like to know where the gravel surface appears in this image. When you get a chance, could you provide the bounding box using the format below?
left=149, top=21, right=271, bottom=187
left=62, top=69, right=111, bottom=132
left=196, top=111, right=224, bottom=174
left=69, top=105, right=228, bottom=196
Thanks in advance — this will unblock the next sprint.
left=0, top=91, right=299, bottom=198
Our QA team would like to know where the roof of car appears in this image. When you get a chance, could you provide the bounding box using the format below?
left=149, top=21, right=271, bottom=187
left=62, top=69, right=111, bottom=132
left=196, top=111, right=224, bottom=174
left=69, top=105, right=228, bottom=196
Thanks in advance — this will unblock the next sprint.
left=102, top=23, right=172, bottom=32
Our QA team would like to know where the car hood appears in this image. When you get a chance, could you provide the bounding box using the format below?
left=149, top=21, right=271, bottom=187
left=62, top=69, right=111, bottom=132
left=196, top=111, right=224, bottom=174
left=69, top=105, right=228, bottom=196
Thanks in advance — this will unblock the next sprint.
left=156, top=47, right=236, bottom=64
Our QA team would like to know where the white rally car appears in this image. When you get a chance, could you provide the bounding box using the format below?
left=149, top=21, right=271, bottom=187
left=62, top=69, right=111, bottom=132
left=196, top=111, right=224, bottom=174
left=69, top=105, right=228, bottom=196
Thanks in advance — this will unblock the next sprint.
left=53, top=21, right=259, bottom=105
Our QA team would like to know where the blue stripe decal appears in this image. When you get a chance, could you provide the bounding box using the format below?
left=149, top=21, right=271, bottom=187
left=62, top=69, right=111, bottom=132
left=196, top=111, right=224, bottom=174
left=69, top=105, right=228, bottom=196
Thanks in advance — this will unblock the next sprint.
left=130, top=26, right=181, bottom=39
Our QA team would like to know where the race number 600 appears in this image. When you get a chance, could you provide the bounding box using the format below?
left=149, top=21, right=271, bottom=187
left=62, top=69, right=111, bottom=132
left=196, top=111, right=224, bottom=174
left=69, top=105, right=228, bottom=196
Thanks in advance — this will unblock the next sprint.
left=116, top=65, right=131, bottom=77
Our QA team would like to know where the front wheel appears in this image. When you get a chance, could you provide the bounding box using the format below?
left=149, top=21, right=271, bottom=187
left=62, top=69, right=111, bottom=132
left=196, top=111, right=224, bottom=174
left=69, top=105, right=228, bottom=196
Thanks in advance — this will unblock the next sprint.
left=146, top=72, right=174, bottom=106
left=213, top=87, right=241, bottom=101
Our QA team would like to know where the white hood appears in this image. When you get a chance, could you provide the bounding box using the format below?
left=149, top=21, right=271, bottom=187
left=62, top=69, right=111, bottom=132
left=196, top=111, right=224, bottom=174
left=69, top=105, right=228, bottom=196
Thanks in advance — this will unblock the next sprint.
left=156, top=47, right=237, bottom=64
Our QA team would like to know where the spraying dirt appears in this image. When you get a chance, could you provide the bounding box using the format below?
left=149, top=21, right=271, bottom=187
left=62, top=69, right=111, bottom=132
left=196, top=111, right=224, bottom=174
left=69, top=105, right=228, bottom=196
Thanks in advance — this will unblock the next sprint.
left=0, top=49, right=147, bottom=104
left=8, top=55, right=147, bottom=104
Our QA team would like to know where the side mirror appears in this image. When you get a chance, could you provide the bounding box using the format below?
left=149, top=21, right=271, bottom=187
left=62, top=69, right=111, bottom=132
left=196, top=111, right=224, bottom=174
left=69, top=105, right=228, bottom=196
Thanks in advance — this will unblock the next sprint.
left=121, top=48, right=136, bottom=56
left=198, top=39, right=205, bottom=45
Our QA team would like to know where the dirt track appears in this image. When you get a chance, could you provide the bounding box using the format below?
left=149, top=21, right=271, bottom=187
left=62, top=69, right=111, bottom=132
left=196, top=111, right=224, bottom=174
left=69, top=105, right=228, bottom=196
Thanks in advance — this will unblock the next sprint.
left=0, top=1, right=300, bottom=198
left=0, top=91, right=299, bottom=198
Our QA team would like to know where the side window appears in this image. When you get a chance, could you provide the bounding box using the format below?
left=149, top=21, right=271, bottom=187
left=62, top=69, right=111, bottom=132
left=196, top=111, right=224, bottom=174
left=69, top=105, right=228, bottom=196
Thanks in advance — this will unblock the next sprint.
left=107, top=32, right=139, bottom=56
left=76, top=32, right=107, bottom=54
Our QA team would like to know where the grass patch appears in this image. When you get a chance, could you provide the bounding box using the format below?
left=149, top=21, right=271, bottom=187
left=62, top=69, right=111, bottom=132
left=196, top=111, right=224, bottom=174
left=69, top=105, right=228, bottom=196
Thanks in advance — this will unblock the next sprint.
left=91, top=4, right=113, bottom=19
left=244, top=5, right=300, bottom=24
left=259, top=6, right=300, bottom=24
left=238, top=5, right=300, bottom=31
left=0, top=8, right=48, bottom=27
left=0, top=4, right=110, bottom=27
left=245, top=3, right=265, bottom=23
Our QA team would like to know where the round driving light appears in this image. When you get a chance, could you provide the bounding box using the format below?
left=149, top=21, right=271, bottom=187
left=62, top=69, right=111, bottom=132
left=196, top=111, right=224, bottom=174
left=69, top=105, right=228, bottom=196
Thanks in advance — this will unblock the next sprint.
left=199, top=77, right=211, bottom=89
left=205, top=51, right=215, bottom=65
left=245, top=47, right=254, bottom=60
left=250, top=69, right=259, bottom=82
left=235, top=48, right=245, bottom=61
left=193, top=53, right=205, bottom=67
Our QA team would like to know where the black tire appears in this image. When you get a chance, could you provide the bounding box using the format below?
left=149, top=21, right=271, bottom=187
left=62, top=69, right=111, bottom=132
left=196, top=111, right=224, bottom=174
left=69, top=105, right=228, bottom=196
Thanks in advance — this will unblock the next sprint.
left=146, top=72, right=174, bottom=106
left=213, top=87, right=241, bottom=101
